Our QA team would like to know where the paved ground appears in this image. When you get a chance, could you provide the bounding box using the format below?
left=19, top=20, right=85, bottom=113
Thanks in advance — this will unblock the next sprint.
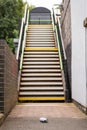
left=0, top=103, right=87, bottom=130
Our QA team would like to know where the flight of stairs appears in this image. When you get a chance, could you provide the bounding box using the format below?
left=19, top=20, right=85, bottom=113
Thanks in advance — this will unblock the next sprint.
left=18, top=24, right=65, bottom=101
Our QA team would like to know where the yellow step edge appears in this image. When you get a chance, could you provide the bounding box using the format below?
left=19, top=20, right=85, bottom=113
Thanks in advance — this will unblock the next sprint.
left=25, top=47, right=58, bottom=51
left=18, top=97, right=65, bottom=101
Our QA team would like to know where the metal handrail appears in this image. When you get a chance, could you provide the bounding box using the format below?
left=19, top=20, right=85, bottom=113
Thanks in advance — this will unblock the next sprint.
left=52, top=8, right=71, bottom=102
left=55, top=26, right=63, bottom=70
left=57, top=17, right=67, bottom=60
left=52, top=8, right=63, bottom=70
left=17, top=5, right=29, bottom=91
left=20, top=10, right=29, bottom=70
left=16, top=4, right=28, bottom=61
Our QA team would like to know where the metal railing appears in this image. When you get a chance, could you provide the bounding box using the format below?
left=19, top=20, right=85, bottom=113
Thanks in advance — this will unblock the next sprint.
left=16, top=4, right=29, bottom=91
left=16, top=4, right=29, bottom=69
left=52, top=8, right=71, bottom=102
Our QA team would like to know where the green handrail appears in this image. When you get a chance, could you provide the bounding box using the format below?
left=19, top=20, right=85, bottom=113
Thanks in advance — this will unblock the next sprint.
left=55, top=25, right=63, bottom=70
left=20, top=9, right=29, bottom=70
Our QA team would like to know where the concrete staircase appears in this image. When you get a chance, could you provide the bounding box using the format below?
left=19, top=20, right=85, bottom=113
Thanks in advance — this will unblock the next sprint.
left=18, top=24, right=65, bottom=101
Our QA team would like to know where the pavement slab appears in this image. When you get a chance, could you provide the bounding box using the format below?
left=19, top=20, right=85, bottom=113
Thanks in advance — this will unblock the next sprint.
left=0, top=103, right=87, bottom=130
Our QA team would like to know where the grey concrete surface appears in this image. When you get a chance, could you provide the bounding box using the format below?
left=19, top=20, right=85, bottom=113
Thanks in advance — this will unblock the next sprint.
left=0, top=103, right=87, bottom=130
left=0, top=117, right=87, bottom=130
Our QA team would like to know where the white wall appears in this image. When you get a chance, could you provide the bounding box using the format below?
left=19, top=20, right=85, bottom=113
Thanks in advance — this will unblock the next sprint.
left=85, top=0, right=87, bottom=106
left=71, top=0, right=87, bottom=106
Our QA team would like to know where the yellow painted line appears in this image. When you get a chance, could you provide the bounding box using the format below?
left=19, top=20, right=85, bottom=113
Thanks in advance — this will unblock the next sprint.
left=18, top=97, right=65, bottom=101
left=25, top=47, right=58, bottom=51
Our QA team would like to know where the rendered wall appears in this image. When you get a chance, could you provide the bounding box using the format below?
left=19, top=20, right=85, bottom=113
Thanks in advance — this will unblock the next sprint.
left=71, top=0, right=87, bottom=107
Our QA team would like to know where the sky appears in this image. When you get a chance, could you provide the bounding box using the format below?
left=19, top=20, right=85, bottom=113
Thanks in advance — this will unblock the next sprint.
left=23, top=0, right=62, bottom=10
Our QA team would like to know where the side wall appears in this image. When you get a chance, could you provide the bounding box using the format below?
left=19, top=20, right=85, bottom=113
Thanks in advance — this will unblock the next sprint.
left=61, top=0, right=71, bottom=85
left=0, top=40, right=18, bottom=115
left=71, top=0, right=87, bottom=108
left=61, top=0, right=87, bottom=112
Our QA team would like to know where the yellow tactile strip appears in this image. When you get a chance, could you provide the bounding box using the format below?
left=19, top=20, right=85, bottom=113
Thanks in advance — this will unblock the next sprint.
left=25, top=47, right=58, bottom=51
left=18, top=97, right=65, bottom=101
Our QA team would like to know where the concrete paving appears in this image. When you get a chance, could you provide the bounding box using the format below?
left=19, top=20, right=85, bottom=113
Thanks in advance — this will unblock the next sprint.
left=0, top=103, right=87, bottom=130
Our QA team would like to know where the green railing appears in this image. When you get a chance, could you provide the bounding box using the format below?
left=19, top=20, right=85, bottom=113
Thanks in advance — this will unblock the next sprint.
left=20, top=10, right=29, bottom=70
left=52, top=8, right=71, bottom=102
left=16, top=4, right=29, bottom=70
left=55, top=25, right=63, bottom=70
left=16, top=4, right=29, bottom=91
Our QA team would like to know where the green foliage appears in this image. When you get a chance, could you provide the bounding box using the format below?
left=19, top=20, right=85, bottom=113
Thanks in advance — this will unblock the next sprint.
left=0, top=0, right=24, bottom=53
left=6, top=37, right=15, bottom=53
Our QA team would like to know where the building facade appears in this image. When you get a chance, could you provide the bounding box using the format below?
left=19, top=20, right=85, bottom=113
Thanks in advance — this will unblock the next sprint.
left=61, top=0, right=87, bottom=113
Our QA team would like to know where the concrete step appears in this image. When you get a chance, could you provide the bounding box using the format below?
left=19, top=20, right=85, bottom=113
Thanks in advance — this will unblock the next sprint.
left=25, top=47, right=57, bottom=49
left=23, top=61, right=60, bottom=65
left=20, top=87, right=63, bottom=91
left=26, top=39, right=55, bottom=42
left=28, top=25, right=53, bottom=27
left=20, top=82, right=63, bottom=86
left=23, top=58, right=59, bottom=61
left=27, top=42, right=54, bottom=45
left=28, top=28, right=53, bottom=30
left=21, top=73, right=62, bottom=77
left=26, top=41, right=55, bottom=44
left=28, top=30, right=54, bottom=33
left=27, top=34, right=54, bottom=37
left=28, top=25, right=52, bottom=26
left=18, top=97, right=65, bottom=101
left=22, top=65, right=60, bottom=69
left=19, top=91, right=64, bottom=96
left=26, top=37, right=54, bottom=40
left=27, top=32, right=53, bottom=36
left=24, top=51, right=58, bottom=55
left=28, top=30, right=53, bottom=32
left=27, top=34, right=54, bottom=36
left=23, top=55, right=59, bottom=58
left=26, top=45, right=55, bottom=47
left=21, top=77, right=62, bottom=81
left=24, top=47, right=58, bottom=51
left=22, top=69, right=61, bottom=73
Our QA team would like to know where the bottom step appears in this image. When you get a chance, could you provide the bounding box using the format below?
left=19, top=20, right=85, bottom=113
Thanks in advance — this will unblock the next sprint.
left=18, top=97, right=65, bottom=101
